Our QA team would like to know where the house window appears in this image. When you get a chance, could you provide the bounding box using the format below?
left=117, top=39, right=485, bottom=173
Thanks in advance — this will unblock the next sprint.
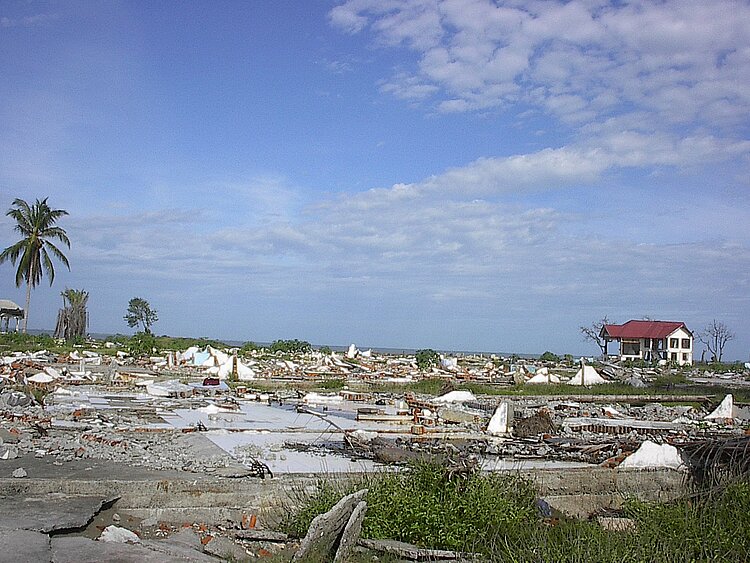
left=671, top=352, right=677, bottom=361
left=622, top=340, right=640, bottom=356
left=682, top=339, right=690, bottom=349
left=670, top=338, right=678, bottom=348
left=682, top=353, right=689, bottom=361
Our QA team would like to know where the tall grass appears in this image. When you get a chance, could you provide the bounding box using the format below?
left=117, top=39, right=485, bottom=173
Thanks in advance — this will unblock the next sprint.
left=280, top=463, right=750, bottom=562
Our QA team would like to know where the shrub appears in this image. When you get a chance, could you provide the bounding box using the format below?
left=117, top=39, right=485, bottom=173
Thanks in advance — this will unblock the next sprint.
left=270, top=339, right=312, bottom=354
left=539, top=351, right=560, bottom=362
left=415, top=349, right=439, bottom=370
left=128, top=331, right=158, bottom=356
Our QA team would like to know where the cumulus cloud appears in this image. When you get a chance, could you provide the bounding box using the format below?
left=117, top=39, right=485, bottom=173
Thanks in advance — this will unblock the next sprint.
left=330, top=0, right=750, bottom=134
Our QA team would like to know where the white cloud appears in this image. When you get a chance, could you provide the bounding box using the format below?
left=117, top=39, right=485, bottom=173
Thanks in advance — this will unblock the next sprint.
left=330, top=0, right=750, bottom=137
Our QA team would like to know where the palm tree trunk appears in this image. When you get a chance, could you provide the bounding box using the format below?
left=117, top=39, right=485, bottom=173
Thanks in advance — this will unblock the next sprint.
left=23, top=278, right=31, bottom=333
left=23, top=261, right=33, bottom=334
left=23, top=281, right=31, bottom=334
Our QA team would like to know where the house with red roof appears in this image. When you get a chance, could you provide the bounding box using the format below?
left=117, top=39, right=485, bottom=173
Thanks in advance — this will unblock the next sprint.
left=600, top=320, right=693, bottom=366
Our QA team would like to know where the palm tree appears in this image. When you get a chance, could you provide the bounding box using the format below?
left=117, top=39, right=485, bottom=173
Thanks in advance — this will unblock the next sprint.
left=0, top=198, right=70, bottom=333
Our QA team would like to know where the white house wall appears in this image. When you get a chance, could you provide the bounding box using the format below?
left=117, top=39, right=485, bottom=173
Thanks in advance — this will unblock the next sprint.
left=666, top=327, right=693, bottom=366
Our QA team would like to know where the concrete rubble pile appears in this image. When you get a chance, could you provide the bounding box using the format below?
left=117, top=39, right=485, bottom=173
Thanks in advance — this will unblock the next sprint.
left=0, top=342, right=748, bottom=560
left=0, top=344, right=747, bottom=474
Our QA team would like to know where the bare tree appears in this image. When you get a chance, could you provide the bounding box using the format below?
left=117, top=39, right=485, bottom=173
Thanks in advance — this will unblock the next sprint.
left=698, top=319, right=734, bottom=362
left=580, top=316, right=612, bottom=356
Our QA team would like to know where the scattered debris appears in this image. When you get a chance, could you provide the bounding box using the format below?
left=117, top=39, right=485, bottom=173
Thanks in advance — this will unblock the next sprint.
left=292, top=489, right=368, bottom=562
left=11, top=466, right=27, bottom=478
left=358, top=538, right=481, bottom=561
left=98, top=525, right=140, bottom=543
left=619, top=440, right=684, bottom=470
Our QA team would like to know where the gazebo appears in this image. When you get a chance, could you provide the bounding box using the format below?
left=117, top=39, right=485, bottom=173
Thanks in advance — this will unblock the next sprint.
left=0, top=300, right=24, bottom=333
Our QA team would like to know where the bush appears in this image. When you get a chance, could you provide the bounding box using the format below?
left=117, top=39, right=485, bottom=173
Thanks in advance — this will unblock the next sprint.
left=415, top=349, right=439, bottom=370
left=270, top=339, right=312, bottom=354
left=240, top=341, right=260, bottom=354
left=128, top=332, right=158, bottom=356
left=539, top=351, right=560, bottom=362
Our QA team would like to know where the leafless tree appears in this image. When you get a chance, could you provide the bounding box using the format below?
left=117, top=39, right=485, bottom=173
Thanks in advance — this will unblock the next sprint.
left=580, top=316, right=612, bottom=355
left=698, top=319, right=735, bottom=363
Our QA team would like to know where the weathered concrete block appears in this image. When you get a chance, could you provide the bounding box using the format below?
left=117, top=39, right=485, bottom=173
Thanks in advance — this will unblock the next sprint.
left=293, top=488, right=367, bottom=562
left=333, top=500, right=367, bottom=563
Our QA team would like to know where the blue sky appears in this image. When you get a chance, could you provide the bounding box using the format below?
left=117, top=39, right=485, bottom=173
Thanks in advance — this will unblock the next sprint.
left=1, top=0, right=748, bottom=358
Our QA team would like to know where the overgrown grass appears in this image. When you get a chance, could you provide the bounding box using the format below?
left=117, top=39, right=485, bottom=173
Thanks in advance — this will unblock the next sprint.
left=365, top=375, right=724, bottom=399
left=280, top=463, right=750, bottom=562
left=281, top=463, right=537, bottom=552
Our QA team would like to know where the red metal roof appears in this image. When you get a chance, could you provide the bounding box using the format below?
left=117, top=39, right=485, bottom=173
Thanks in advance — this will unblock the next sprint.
left=602, top=320, right=690, bottom=339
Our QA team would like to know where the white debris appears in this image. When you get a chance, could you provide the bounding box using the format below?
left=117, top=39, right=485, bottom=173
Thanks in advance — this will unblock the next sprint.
left=619, top=440, right=684, bottom=470
left=567, top=365, right=606, bottom=385
left=302, top=392, right=344, bottom=405
left=44, top=366, right=63, bottom=379
left=26, top=372, right=56, bottom=384
left=346, top=344, right=359, bottom=359
left=208, top=357, right=256, bottom=380
left=99, top=525, right=140, bottom=543
left=626, top=375, right=648, bottom=388
left=487, top=402, right=511, bottom=436
left=349, top=430, right=378, bottom=444
left=11, top=467, right=27, bottom=478
left=199, top=404, right=221, bottom=415
left=432, top=390, right=476, bottom=404
left=704, top=394, right=734, bottom=422
left=145, top=380, right=192, bottom=398
left=526, top=371, right=561, bottom=384
left=440, top=357, right=458, bottom=371
left=603, top=406, right=624, bottom=418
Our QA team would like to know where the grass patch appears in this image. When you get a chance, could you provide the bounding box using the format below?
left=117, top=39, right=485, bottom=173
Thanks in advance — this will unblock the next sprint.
left=280, top=463, right=750, bottom=562
left=281, top=462, right=537, bottom=552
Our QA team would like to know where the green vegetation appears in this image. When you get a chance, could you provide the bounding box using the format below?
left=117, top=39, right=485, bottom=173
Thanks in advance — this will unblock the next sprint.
left=281, top=462, right=537, bottom=552
left=696, top=361, right=747, bottom=373
left=240, top=341, right=261, bottom=354
left=318, top=346, right=332, bottom=355
left=124, top=297, right=158, bottom=334
left=415, top=348, right=440, bottom=370
left=153, top=335, right=227, bottom=351
left=127, top=331, right=158, bottom=356
left=0, top=332, right=57, bottom=351
left=539, top=351, right=560, bottom=362
left=281, top=463, right=750, bottom=562
left=270, top=339, right=312, bottom=354
left=0, top=197, right=70, bottom=333
left=318, top=378, right=346, bottom=390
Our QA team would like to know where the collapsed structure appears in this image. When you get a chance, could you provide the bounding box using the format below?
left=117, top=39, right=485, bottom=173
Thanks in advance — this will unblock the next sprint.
left=0, top=339, right=748, bottom=559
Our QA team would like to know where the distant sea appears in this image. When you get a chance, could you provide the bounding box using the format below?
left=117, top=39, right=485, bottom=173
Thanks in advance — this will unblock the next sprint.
left=27, top=329, right=563, bottom=359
